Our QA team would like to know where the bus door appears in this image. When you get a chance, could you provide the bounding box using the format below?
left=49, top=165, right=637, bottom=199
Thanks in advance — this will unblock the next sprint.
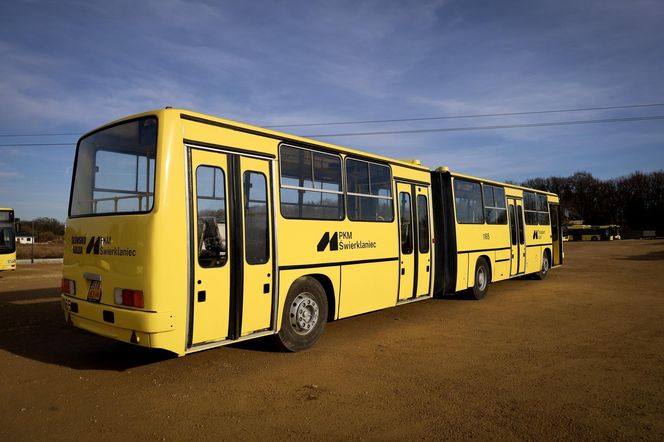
left=549, top=204, right=563, bottom=266
left=238, top=156, right=274, bottom=337
left=396, top=182, right=431, bottom=301
left=189, top=148, right=275, bottom=347
left=508, top=197, right=526, bottom=276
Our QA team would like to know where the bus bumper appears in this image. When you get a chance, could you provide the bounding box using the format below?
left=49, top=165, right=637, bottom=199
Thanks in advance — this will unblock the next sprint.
left=61, top=294, right=175, bottom=347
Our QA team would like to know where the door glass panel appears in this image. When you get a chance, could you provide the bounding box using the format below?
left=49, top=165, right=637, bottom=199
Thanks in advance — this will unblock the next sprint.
left=517, top=207, right=525, bottom=244
left=509, top=204, right=517, bottom=246
left=196, top=166, right=227, bottom=268
left=244, top=171, right=269, bottom=265
left=417, top=195, right=429, bottom=253
left=399, top=192, right=413, bottom=254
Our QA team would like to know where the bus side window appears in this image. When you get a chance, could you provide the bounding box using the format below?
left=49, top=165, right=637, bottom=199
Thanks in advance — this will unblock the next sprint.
left=400, top=192, right=413, bottom=254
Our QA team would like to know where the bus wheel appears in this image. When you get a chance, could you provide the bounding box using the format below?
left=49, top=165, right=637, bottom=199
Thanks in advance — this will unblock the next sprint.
left=470, top=258, right=490, bottom=300
left=591, top=236, right=599, bottom=241
left=275, top=277, right=328, bottom=352
left=535, top=251, right=550, bottom=280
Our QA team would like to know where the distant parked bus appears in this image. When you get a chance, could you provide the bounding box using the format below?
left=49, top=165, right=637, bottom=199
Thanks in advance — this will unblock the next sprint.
left=61, top=109, right=562, bottom=355
left=566, top=224, right=620, bottom=241
left=0, top=208, right=16, bottom=271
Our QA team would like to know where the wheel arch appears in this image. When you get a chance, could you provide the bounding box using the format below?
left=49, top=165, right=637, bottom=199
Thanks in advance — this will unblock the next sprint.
left=308, top=273, right=336, bottom=322
left=478, top=254, right=492, bottom=282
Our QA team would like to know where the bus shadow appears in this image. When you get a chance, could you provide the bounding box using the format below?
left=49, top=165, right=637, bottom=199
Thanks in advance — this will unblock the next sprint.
left=0, top=288, right=173, bottom=371
left=618, top=250, right=664, bottom=261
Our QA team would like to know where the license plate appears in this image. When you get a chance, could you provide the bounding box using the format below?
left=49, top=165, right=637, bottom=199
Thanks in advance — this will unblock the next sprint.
left=87, top=280, right=102, bottom=302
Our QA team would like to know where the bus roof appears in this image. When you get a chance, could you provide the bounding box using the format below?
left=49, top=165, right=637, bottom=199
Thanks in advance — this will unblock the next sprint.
left=80, top=108, right=560, bottom=196
left=439, top=168, right=558, bottom=197
left=81, top=108, right=431, bottom=172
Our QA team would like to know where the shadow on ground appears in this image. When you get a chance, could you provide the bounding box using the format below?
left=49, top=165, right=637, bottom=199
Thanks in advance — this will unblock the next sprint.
left=618, top=250, right=664, bottom=261
left=0, top=288, right=174, bottom=371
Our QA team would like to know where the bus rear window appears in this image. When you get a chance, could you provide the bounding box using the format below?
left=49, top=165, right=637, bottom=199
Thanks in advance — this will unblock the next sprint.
left=70, top=117, right=157, bottom=217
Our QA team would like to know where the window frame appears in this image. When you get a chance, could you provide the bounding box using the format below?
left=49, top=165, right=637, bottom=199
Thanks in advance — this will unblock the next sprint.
left=195, top=165, right=228, bottom=269
left=345, top=157, right=395, bottom=223
left=453, top=177, right=485, bottom=225
left=68, top=115, right=158, bottom=219
left=243, top=170, right=270, bottom=265
left=416, top=194, right=430, bottom=254
left=523, top=191, right=550, bottom=226
left=482, top=183, right=508, bottom=225
left=278, top=143, right=345, bottom=221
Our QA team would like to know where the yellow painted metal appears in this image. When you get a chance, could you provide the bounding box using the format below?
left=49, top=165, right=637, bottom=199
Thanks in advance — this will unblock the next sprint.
left=396, top=182, right=415, bottom=301
left=415, top=185, right=432, bottom=297
left=338, top=261, right=399, bottom=317
left=190, top=148, right=231, bottom=345
left=239, top=156, right=273, bottom=336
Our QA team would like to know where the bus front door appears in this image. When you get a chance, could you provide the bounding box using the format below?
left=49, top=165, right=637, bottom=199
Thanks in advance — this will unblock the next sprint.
left=508, top=197, right=526, bottom=276
left=396, top=182, right=431, bottom=301
left=189, top=148, right=275, bottom=347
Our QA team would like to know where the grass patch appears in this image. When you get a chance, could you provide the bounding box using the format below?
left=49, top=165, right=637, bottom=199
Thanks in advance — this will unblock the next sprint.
left=16, top=243, right=64, bottom=259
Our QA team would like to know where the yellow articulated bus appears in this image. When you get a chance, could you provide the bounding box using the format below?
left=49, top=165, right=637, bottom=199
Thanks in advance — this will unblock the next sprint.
left=0, top=208, right=17, bottom=271
left=61, top=109, right=563, bottom=355
left=432, top=170, right=562, bottom=300
left=566, top=224, right=620, bottom=241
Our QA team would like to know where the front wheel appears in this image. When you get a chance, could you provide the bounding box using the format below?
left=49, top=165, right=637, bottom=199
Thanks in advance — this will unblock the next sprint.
left=469, top=258, right=490, bottom=300
left=274, top=277, right=328, bottom=352
left=534, top=251, right=550, bottom=280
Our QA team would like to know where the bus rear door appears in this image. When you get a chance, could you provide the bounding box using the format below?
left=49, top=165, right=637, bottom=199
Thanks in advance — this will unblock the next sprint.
left=188, top=147, right=275, bottom=348
left=508, top=197, right=526, bottom=275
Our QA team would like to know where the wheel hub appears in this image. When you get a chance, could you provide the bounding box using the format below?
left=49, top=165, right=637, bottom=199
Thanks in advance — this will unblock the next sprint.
left=290, top=293, right=319, bottom=335
left=477, top=267, right=487, bottom=291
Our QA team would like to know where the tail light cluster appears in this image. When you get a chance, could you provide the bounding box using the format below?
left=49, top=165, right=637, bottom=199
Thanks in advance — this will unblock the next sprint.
left=61, top=278, right=76, bottom=295
left=114, top=288, right=144, bottom=308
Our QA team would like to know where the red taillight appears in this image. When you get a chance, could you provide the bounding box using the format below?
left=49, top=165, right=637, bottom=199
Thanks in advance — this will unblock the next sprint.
left=61, top=278, right=76, bottom=295
left=121, top=289, right=133, bottom=306
left=117, top=288, right=144, bottom=308
left=133, top=291, right=144, bottom=308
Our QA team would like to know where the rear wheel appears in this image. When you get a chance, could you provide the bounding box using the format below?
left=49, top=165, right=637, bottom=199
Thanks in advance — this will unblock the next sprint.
left=275, top=277, right=328, bottom=352
left=534, top=250, right=550, bottom=280
left=469, top=258, right=490, bottom=300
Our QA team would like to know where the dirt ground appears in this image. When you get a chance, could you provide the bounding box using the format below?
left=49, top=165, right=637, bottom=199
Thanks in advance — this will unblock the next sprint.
left=0, top=240, right=662, bottom=441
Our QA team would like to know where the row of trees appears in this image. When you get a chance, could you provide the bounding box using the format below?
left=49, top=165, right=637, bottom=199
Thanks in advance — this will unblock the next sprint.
left=18, top=217, right=65, bottom=243
left=520, top=170, right=664, bottom=234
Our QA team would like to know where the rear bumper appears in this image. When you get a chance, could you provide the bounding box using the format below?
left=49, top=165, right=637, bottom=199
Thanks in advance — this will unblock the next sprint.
left=61, top=294, right=174, bottom=346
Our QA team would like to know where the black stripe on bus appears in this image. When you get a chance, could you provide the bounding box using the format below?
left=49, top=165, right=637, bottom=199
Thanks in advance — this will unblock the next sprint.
left=183, top=138, right=276, bottom=159
left=495, top=258, right=510, bottom=263
left=279, top=256, right=398, bottom=271
left=526, top=243, right=553, bottom=248
left=180, top=113, right=428, bottom=172
left=457, top=246, right=512, bottom=254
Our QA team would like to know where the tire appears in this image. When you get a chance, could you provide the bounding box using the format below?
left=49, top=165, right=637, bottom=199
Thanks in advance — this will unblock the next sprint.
left=534, top=251, right=550, bottom=280
left=469, top=258, right=490, bottom=300
left=274, top=277, right=328, bottom=352
left=591, top=236, right=599, bottom=241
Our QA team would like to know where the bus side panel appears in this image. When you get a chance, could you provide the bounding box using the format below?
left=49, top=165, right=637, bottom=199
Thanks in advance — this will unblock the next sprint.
left=493, top=248, right=511, bottom=281
left=456, top=253, right=469, bottom=291
left=338, top=261, right=399, bottom=318
left=526, top=245, right=542, bottom=274
left=277, top=267, right=341, bottom=329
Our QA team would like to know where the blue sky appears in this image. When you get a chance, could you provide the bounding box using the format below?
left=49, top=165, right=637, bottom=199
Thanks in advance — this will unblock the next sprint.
left=1, top=0, right=663, bottom=220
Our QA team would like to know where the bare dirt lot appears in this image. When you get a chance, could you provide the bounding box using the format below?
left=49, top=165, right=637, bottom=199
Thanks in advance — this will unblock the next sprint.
left=0, top=240, right=663, bottom=441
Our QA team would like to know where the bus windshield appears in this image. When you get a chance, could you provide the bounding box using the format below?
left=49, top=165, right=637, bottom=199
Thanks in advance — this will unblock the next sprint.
left=70, top=117, right=157, bottom=217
